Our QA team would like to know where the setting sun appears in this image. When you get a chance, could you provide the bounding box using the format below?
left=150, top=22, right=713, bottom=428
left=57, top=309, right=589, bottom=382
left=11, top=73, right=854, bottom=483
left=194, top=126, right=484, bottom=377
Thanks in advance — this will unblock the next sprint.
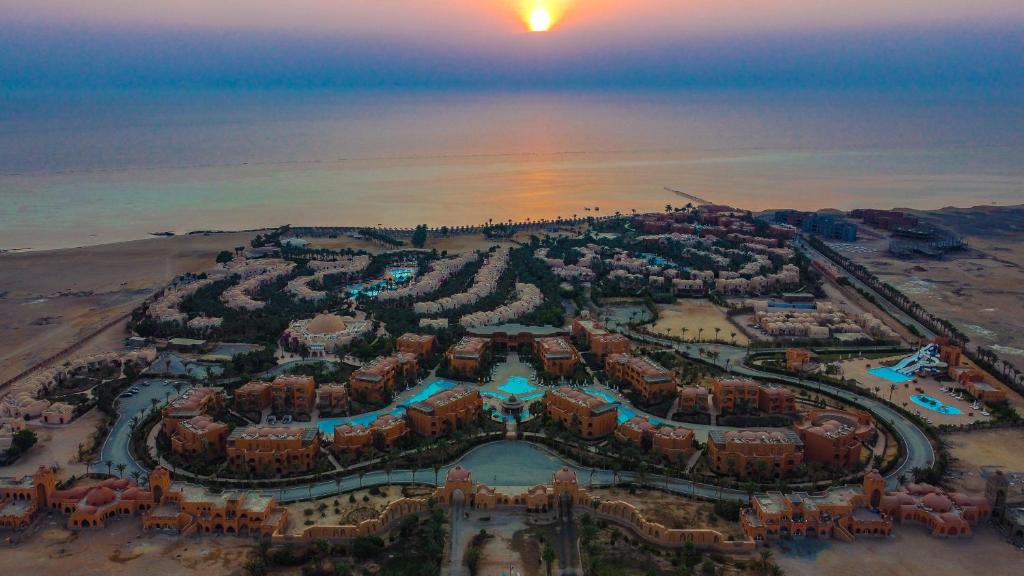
left=529, top=6, right=552, bottom=32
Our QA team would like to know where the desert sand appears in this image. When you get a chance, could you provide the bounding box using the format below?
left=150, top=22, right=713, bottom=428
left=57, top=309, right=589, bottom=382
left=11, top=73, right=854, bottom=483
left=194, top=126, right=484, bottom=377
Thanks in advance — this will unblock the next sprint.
left=1, top=519, right=255, bottom=576
left=0, top=231, right=256, bottom=384
left=648, top=300, right=748, bottom=345
left=776, top=525, right=1021, bottom=576
left=945, top=428, right=1024, bottom=493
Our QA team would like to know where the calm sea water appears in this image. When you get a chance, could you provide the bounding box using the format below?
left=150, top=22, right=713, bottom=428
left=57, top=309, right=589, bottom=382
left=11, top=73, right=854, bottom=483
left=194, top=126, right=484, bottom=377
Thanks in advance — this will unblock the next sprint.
left=1, top=89, right=1021, bottom=250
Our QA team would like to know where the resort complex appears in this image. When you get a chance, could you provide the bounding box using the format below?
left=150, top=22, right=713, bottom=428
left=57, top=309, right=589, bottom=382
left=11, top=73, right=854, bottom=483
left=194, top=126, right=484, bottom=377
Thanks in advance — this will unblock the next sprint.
left=3, top=204, right=1024, bottom=576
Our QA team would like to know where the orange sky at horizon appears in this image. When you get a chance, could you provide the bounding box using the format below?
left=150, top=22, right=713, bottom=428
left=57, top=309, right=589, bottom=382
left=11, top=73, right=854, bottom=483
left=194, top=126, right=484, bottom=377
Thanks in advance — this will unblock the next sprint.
left=3, top=0, right=1022, bottom=40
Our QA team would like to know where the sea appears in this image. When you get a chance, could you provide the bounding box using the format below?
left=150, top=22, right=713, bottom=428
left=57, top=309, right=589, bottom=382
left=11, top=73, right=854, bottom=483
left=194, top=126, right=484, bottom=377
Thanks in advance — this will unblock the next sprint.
left=1, top=88, right=1021, bottom=251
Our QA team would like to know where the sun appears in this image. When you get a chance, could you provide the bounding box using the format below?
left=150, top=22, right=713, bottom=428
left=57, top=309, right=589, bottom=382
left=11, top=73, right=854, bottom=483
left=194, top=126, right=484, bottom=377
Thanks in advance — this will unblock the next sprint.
left=529, top=6, right=552, bottom=32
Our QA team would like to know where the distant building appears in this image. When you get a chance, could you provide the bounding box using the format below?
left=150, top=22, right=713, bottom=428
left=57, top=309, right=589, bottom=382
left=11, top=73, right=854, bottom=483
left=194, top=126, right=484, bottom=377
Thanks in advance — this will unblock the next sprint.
left=406, top=385, right=482, bottom=437
left=396, top=333, right=436, bottom=359
left=351, top=353, right=419, bottom=403
left=316, top=383, right=350, bottom=415
left=446, top=337, right=489, bottom=377
left=533, top=337, right=580, bottom=377
left=161, top=387, right=224, bottom=435
left=226, top=426, right=320, bottom=476
left=332, top=414, right=407, bottom=455
left=795, top=410, right=876, bottom=469
left=171, top=415, right=229, bottom=457
left=615, top=417, right=695, bottom=463
left=604, top=353, right=677, bottom=403
left=707, top=429, right=804, bottom=478
left=543, top=387, right=618, bottom=439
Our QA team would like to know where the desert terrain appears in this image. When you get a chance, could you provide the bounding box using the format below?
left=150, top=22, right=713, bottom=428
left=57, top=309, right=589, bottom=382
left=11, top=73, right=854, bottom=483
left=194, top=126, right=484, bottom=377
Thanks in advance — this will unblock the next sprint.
left=945, top=428, right=1024, bottom=494
left=776, top=525, right=1022, bottom=576
left=0, top=231, right=257, bottom=384
left=648, top=300, right=749, bottom=345
left=0, top=518, right=255, bottom=576
left=837, top=205, right=1024, bottom=372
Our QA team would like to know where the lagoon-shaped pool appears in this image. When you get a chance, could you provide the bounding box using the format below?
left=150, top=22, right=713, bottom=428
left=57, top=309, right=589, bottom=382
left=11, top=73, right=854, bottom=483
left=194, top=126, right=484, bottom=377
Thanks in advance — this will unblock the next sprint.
left=347, top=267, right=416, bottom=299
left=583, top=388, right=640, bottom=424
left=910, top=394, right=962, bottom=415
left=317, top=379, right=458, bottom=434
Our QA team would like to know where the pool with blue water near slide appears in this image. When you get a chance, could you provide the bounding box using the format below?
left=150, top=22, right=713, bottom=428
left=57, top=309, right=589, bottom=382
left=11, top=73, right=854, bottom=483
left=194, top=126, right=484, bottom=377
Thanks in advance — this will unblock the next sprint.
left=910, top=394, right=961, bottom=415
left=867, top=367, right=913, bottom=383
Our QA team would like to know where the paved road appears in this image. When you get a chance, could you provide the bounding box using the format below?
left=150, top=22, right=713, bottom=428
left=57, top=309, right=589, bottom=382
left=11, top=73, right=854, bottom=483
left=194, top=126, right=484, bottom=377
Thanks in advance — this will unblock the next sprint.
left=98, top=378, right=189, bottom=478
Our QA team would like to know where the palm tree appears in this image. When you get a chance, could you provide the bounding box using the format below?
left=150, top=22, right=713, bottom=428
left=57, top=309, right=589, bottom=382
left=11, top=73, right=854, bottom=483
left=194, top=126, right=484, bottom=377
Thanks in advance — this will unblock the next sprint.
left=433, top=463, right=441, bottom=486
left=542, top=544, right=556, bottom=576
left=105, top=460, right=113, bottom=476
left=358, top=469, right=365, bottom=489
left=116, top=463, right=126, bottom=478
left=758, top=549, right=774, bottom=576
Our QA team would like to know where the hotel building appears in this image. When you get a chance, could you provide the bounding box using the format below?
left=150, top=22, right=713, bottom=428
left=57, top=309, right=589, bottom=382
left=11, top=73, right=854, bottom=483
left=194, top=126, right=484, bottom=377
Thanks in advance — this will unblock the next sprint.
left=756, top=385, right=796, bottom=414
left=533, top=337, right=580, bottom=377
left=350, top=353, right=419, bottom=403
left=406, top=385, right=483, bottom=437
left=677, top=386, right=710, bottom=414
left=170, top=415, right=229, bottom=457
left=605, top=353, right=678, bottom=403
left=316, top=383, right=350, bottom=416
left=571, top=318, right=632, bottom=360
left=446, top=337, right=489, bottom=377
left=270, top=375, right=317, bottom=415
left=543, top=387, right=618, bottom=439
left=795, top=410, right=876, bottom=470
left=226, top=426, right=320, bottom=477
left=161, top=387, right=224, bottom=435
left=234, top=380, right=272, bottom=414
left=615, top=417, right=695, bottom=463
left=707, top=429, right=804, bottom=479
left=396, top=333, right=436, bottom=359
left=332, top=414, right=408, bottom=455
left=710, top=378, right=760, bottom=413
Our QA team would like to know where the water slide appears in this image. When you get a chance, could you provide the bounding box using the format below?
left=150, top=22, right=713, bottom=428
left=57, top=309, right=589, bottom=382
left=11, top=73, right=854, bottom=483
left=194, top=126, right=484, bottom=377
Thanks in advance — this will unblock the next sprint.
left=889, top=344, right=947, bottom=376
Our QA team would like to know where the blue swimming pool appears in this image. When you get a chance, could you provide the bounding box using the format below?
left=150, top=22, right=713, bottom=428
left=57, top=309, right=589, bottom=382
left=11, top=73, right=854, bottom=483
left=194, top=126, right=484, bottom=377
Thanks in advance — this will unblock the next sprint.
left=868, top=367, right=913, bottom=383
left=347, top=267, right=416, bottom=299
left=401, top=380, right=457, bottom=406
left=910, top=394, right=962, bottom=415
left=317, top=407, right=406, bottom=434
left=582, top=388, right=639, bottom=425
left=498, top=376, right=535, bottom=396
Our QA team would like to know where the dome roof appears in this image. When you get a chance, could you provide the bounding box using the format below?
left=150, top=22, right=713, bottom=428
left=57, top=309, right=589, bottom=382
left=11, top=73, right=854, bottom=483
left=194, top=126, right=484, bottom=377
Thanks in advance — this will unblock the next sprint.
left=554, top=467, right=577, bottom=483
left=305, top=313, right=347, bottom=334
left=121, top=487, right=148, bottom=501
left=922, top=493, right=952, bottom=512
left=85, top=486, right=117, bottom=507
left=446, top=465, right=471, bottom=483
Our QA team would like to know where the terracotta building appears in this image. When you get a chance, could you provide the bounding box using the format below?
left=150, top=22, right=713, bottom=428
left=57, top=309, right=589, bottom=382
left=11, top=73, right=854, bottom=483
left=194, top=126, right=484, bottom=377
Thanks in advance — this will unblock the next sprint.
left=742, top=471, right=892, bottom=541
left=234, top=380, right=272, bottom=415
left=795, top=410, right=876, bottom=469
left=162, top=387, right=224, bottom=435
left=710, top=377, right=760, bottom=414
left=170, top=415, right=229, bottom=457
left=144, top=467, right=286, bottom=537
left=677, top=386, right=710, bottom=413
left=446, top=337, right=489, bottom=377
left=605, top=353, right=677, bottom=402
left=351, top=353, right=419, bottom=403
left=543, top=387, right=618, bottom=439
left=707, top=429, right=804, bottom=479
left=270, top=375, right=317, bottom=415
left=332, top=414, right=408, bottom=455
left=316, top=383, right=350, bottom=415
left=533, top=337, right=580, bottom=377
left=756, top=385, right=797, bottom=414
left=226, top=426, right=320, bottom=477
left=615, top=416, right=695, bottom=462
left=397, top=333, right=436, bottom=358
left=406, top=385, right=483, bottom=437
left=785, top=348, right=814, bottom=371
left=571, top=318, right=632, bottom=360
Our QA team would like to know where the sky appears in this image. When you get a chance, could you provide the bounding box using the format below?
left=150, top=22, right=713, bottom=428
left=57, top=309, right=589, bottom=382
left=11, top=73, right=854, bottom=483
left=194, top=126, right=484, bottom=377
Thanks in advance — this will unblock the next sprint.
left=2, top=1, right=1023, bottom=91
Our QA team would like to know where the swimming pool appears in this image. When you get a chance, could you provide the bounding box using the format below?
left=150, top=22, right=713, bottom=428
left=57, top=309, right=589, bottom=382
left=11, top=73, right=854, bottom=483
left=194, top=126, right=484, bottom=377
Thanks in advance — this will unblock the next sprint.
left=582, top=388, right=639, bottom=424
left=401, top=380, right=457, bottom=406
left=868, top=367, right=913, bottom=383
left=317, top=407, right=406, bottom=434
left=910, top=394, right=962, bottom=415
left=347, top=267, right=416, bottom=299
left=498, top=376, right=536, bottom=396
